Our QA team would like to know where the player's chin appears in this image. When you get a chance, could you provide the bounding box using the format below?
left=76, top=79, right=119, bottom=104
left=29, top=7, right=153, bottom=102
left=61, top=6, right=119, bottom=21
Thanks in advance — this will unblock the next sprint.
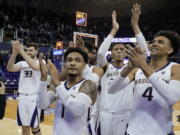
left=68, top=72, right=78, bottom=76
left=116, top=57, right=124, bottom=61
left=27, top=54, right=33, bottom=58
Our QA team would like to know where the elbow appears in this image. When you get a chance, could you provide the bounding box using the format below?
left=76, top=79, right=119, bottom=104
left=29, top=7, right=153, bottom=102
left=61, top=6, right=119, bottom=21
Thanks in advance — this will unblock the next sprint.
left=168, top=96, right=180, bottom=105
left=97, top=54, right=106, bottom=67
left=6, top=66, right=12, bottom=72
left=31, top=66, right=39, bottom=71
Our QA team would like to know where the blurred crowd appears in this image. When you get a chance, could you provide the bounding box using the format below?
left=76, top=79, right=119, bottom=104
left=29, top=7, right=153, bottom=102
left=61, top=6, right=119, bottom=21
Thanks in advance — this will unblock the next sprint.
left=0, top=4, right=180, bottom=45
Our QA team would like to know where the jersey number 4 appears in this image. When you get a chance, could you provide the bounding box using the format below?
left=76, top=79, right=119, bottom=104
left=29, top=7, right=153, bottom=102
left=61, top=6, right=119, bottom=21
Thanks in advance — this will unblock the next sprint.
left=142, top=87, right=153, bottom=101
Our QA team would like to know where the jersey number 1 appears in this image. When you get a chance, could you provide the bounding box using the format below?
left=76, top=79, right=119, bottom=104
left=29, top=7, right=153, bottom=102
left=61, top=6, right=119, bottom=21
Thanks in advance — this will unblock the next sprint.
left=142, top=87, right=153, bottom=101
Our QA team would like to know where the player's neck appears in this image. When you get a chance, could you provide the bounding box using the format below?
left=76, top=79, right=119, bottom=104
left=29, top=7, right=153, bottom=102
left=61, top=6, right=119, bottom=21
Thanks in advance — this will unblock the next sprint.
left=66, top=75, right=82, bottom=88
left=149, top=56, right=169, bottom=71
left=112, top=60, right=124, bottom=68
left=32, top=57, right=37, bottom=60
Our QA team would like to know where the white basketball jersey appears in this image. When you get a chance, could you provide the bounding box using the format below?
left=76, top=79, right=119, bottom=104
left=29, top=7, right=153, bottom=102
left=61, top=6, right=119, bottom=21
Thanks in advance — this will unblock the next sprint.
left=53, top=79, right=90, bottom=135
left=17, top=60, right=41, bottom=94
left=82, top=64, right=95, bottom=80
left=99, top=63, right=133, bottom=113
left=127, top=62, right=177, bottom=135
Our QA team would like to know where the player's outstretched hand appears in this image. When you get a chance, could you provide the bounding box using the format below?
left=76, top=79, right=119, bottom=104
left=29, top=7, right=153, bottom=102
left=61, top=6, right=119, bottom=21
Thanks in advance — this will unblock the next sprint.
left=112, top=11, right=119, bottom=31
left=125, top=45, right=146, bottom=68
left=76, top=36, right=85, bottom=51
left=47, top=60, right=61, bottom=87
left=12, top=40, right=24, bottom=54
left=131, top=3, right=141, bottom=28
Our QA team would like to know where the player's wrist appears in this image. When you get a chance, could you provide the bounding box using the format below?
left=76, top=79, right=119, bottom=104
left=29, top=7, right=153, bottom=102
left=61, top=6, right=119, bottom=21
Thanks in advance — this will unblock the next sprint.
left=40, top=77, right=47, bottom=82
left=110, top=28, right=118, bottom=36
left=112, top=27, right=119, bottom=32
left=11, top=53, right=18, bottom=57
left=19, top=49, right=25, bottom=55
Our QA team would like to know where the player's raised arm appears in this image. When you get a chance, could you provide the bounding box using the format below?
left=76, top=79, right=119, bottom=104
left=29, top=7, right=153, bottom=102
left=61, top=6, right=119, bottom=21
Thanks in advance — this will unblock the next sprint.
left=37, top=59, right=56, bottom=109
left=97, top=11, right=119, bottom=68
left=14, top=41, right=40, bottom=70
left=7, top=41, right=21, bottom=72
left=131, top=3, right=148, bottom=56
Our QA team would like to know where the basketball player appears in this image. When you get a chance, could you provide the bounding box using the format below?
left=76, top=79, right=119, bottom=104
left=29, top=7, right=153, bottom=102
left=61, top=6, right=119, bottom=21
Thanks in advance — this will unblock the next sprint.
left=108, top=30, right=180, bottom=135
left=0, top=81, right=6, bottom=119
left=96, top=4, right=150, bottom=134
left=75, top=36, right=104, bottom=135
left=7, top=41, right=42, bottom=135
left=96, top=10, right=134, bottom=135
left=37, top=47, right=97, bottom=135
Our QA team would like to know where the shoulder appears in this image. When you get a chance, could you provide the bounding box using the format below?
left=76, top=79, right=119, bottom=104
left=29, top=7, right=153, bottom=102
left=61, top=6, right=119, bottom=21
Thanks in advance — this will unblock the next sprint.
left=81, top=80, right=96, bottom=87
left=92, top=66, right=104, bottom=77
left=171, top=64, right=180, bottom=80
left=80, top=80, right=97, bottom=92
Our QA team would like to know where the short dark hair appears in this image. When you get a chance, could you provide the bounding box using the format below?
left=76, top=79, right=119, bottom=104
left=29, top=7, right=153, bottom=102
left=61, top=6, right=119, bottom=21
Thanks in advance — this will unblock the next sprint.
left=109, top=43, right=125, bottom=51
left=64, top=47, right=89, bottom=64
left=26, top=43, right=39, bottom=50
left=155, top=30, right=180, bottom=56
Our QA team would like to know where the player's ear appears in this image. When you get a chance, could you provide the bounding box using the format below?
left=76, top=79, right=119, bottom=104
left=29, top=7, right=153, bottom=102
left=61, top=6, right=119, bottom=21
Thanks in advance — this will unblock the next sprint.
left=167, top=47, right=173, bottom=56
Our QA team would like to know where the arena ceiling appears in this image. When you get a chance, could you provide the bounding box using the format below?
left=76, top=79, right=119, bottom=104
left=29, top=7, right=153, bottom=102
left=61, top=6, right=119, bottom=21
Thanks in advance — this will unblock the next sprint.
left=0, top=0, right=179, bottom=17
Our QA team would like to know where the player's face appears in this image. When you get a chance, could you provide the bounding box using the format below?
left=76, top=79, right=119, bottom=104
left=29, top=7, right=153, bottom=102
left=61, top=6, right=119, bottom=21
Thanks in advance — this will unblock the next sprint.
left=149, top=36, right=173, bottom=57
left=111, top=44, right=125, bottom=61
left=65, top=52, right=86, bottom=76
left=26, top=46, right=38, bottom=59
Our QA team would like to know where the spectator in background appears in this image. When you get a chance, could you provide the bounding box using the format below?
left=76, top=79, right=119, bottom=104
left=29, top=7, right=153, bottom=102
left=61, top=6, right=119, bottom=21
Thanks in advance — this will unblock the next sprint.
left=0, top=53, right=5, bottom=79
left=0, top=79, right=6, bottom=120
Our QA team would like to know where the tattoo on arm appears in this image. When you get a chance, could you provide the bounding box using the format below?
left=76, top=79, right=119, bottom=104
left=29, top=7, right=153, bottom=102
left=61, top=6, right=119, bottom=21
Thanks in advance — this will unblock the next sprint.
left=79, top=80, right=97, bottom=104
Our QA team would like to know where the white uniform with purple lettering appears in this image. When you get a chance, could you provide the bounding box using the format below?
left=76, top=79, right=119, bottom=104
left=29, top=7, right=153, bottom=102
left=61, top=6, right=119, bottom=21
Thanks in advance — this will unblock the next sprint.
left=16, top=60, right=41, bottom=128
left=126, top=62, right=176, bottom=135
left=37, top=79, right=92, bottom=135
left=99, top=63, right=133, bottom=135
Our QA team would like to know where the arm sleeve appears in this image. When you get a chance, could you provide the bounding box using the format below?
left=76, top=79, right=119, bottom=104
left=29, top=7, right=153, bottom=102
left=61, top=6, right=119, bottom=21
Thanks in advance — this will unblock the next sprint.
left=148, top=72, right=180, bottom=105
left=56, top=85, right=92, bottom=117
left=0, top=94, right=6, bottom=119
left=135, top=32, right=149, bottom=57
left=97, top=35, right=114, bottom=67
left=37, top=81, right=56, bottom=109
left=108, top=75, right=130, bottom=93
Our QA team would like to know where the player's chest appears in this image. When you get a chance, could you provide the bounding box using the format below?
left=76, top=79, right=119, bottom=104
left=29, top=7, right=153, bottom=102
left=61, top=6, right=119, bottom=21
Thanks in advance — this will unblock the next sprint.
left=134, top=70, right=170, bottom=103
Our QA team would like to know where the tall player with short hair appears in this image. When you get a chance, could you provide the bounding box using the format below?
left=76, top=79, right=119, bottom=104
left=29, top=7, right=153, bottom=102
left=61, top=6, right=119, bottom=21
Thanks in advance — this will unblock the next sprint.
left=37, top=47, right=97, bottom=135
left=96, top=10, right=134, bottom=135
left=109, top=30, right=180, bottom=135
left=96, top=4, right=150, bottom=134
left=7, top=41, right=42, bottom=135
